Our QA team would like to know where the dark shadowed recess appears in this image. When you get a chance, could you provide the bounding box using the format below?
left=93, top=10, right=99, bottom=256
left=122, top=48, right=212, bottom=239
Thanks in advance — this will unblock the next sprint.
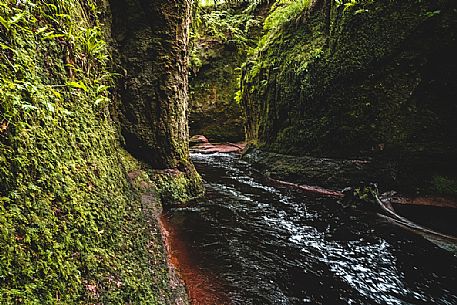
left=109, top=0, right=191, bottom=169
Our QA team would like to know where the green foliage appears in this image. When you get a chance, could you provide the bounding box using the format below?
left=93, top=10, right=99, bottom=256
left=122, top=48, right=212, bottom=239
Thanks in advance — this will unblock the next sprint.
left=254, top=0, right=311, bottom=53
left=335, top=0, right=359, bottom=11
left=198, top=0, right=273, bottom=9
left=190, top=3, right=260, bottom=58
left=353, top=184, right=379, bottom=203
left=245, top=0, right=312, bottom=81
left=432, top=176, right=457, bottom=197
left=263, top=0, right=310, bottom=31
left=0, top=0, right=171, bottom=303
left=424, top=9, right=441, bottom=18
left=202, top=10, right=252, bottom=47
left=189, top=0, right=266, bottom=73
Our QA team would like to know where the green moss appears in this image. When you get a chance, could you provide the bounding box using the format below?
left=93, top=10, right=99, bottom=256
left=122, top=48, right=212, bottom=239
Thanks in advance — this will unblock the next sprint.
left=188, top=3, right=268, bottom=142
left=242, top=0, right=457, bottom=158
left=432, top=176, right=457, bottom=197
left=0, top=1, right=177, bottom=303
left=152, top=167, right=204, bottom=204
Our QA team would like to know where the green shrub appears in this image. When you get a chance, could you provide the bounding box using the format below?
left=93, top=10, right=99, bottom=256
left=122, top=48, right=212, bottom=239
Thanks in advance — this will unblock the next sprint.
left=432, top=176, right=457, bottom=197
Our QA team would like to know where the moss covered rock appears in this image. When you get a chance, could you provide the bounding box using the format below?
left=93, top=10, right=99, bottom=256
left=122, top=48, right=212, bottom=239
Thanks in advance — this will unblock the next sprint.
left=189, top=42, right=245, bottom=142
left=110, top=0, right=203, bottom=201
left=241, top=0, right=457, bottom=194
left=0, top=0, right=190, bottom=303
left=188, top=3, right=270, bottom=142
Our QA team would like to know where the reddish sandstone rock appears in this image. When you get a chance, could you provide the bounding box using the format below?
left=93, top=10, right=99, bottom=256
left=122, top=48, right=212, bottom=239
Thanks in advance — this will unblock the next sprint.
left=189, top=135, right=209, bottom=146
left=190, top=142, right=246, bottom=154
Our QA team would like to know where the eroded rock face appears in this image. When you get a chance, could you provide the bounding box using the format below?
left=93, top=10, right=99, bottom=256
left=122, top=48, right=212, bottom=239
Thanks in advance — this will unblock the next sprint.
left=242, top=0, right=457, bottom=158
left=189, top=42, right=245, bottom=142
left=110, top=0, right=192, bottom=169
left=109, top=0, right=204, bottom=202
left=241, top=0, right=457, bottom=195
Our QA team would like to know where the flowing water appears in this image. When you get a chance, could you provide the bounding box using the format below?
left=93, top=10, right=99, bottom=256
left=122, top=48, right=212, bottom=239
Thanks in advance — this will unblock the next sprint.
left=163, top=153, right=457, bottom=305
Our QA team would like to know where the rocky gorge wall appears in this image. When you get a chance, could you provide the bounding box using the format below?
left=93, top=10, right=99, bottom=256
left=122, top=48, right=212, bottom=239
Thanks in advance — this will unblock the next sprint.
left=241, top=0, right=457, bottom=195
left=110, top=0, right=190, bottom=169
left=188, top=2, right=270, bottom=142
left=0, top=0, right=195, bottom=303
left=189, top=38, right=245, bottom=142
left=110, top=0, right=203, bottom=202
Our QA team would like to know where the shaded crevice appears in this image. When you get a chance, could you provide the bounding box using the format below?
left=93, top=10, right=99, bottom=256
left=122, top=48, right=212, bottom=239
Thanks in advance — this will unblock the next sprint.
left=109, top=0, right=191, bottom=169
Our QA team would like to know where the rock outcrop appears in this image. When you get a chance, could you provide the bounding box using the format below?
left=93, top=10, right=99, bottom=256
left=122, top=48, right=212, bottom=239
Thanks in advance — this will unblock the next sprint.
left=0, top=0, right=197, bottom=302
left=241, top=0, right=457, bottom=195
left=110, top=0, right=204, bottom=201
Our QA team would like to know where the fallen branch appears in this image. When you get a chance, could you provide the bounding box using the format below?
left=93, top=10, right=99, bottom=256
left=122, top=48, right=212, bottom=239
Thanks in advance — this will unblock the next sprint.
left=268, top=178, right=344, bottom=198
left=376, top=196, right=457, bottom=245
left=268, top=177, right=457, bottom=249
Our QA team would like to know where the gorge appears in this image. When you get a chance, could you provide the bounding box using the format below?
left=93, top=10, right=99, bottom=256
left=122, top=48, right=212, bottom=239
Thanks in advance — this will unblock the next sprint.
left=1, top=0, right=457, bottom=304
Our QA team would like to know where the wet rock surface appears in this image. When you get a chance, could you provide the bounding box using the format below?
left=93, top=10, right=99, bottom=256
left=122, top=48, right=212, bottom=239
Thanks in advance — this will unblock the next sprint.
left=190, top=136, right=246, bottom=154
left=243, top=149, right=386, bottom=190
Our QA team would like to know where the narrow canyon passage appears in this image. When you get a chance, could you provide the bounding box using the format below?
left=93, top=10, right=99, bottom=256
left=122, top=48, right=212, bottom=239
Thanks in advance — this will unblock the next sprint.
left=3, top=0, right=457, bottom=303
left=163, top=153, right=457, bottom=305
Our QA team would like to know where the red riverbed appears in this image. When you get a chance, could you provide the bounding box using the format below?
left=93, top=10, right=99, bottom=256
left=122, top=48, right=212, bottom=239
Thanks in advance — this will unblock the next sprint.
left=159, top=214, right=231, bottom=305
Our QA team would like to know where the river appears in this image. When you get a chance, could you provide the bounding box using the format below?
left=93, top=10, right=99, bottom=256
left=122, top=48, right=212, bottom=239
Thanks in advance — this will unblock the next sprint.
left=162, top=153, right=457, bottom=305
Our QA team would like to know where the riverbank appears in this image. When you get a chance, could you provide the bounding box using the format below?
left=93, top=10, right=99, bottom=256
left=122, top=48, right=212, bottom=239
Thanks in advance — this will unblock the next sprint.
left=243, top=148, right=457, bottom=202
left=124, top=156, right=190, bottom=305
left=189, top=135, right=246, bottom=154
left=242, top=148, right=457, bottom=249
